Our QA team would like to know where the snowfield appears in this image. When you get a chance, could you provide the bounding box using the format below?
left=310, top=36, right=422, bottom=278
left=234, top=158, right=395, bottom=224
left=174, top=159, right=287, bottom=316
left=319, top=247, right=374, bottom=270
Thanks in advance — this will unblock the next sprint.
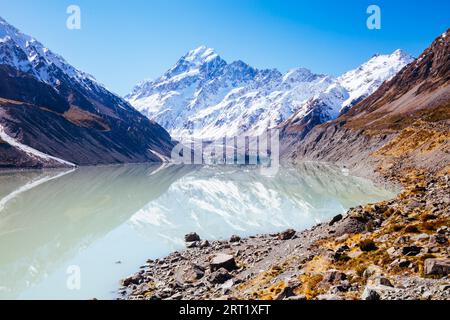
left=127, top=46, right=414, bottom=140
left=0, top=124, right=76, bottom=167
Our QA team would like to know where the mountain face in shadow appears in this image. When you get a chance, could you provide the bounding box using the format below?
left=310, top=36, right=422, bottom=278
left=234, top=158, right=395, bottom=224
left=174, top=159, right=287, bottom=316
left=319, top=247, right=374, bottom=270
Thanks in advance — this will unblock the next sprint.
left=0, top=17, right=174, bottom=168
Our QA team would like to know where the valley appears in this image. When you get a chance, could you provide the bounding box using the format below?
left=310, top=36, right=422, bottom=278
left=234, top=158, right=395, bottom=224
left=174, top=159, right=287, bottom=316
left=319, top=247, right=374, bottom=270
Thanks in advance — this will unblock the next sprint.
left=0, top=14, right=448, bottom=301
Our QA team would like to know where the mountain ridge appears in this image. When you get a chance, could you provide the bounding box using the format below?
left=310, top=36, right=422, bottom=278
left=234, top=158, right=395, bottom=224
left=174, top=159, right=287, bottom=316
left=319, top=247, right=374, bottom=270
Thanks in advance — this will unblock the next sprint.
left=0, top=16, right=175, bottom=168
left=127, top=45, right=414, bottom=140
left=281, top=29, right=450, bottom=179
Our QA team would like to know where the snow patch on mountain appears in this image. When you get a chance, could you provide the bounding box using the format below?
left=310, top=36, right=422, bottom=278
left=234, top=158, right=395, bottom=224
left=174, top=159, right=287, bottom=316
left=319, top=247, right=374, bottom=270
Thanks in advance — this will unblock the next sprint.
left=338, top=49, right=414, bottom=108
left=127, top=46, right=414, bottom=140
left=0, top=124, right=76, bottom=166
left=0, top=16, right=135, bottom=114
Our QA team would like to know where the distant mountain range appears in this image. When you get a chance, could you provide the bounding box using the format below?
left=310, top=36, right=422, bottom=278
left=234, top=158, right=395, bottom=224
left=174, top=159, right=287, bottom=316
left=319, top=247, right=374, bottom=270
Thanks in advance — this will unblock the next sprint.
left=0, top=16, right=174, bottom=168
left=127, top=46, right=414, bottom=140
left=0, top=16, right=446, bottom=171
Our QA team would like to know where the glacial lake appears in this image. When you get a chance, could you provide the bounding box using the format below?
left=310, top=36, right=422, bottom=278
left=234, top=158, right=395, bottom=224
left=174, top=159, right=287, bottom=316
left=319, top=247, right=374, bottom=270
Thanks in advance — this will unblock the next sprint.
left=0, top=163, right=396, bottom=300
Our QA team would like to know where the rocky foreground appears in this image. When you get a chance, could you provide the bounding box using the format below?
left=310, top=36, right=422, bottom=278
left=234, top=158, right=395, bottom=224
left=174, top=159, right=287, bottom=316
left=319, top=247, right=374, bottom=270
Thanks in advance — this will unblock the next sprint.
left=119, top=170, right=449, bottom=300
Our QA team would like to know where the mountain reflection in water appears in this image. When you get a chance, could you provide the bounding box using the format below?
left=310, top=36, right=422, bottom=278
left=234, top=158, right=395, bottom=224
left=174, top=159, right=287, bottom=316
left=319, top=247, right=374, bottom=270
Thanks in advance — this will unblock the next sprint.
left=0, top=163, right=395, bottom=299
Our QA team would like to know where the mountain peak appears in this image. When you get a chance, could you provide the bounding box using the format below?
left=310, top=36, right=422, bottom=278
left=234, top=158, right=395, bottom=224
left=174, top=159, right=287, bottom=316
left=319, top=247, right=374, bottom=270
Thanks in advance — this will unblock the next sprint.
left=390, top=49, right=414, bottom=61
left=183, top=45, right=220, bottom=64
left=283, top=67, right=316, bottom=83
left=337, top=48, right=414, bottom=109
left=369, top=49, right=414, bottom=64
left=0, top=15, right=27, bottom=42
left=0, top=15, right=99, bottom=87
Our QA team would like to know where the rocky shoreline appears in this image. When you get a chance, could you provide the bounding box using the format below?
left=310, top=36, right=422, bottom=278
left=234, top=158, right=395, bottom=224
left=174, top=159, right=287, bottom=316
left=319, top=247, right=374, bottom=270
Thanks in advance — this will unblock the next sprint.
left=118, top=170, right=449, bottom=300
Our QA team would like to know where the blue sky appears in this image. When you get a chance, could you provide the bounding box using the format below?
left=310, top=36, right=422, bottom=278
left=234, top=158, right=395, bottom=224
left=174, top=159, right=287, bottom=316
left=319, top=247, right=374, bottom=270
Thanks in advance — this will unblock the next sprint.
left=0, top=0, right=448, bottom=95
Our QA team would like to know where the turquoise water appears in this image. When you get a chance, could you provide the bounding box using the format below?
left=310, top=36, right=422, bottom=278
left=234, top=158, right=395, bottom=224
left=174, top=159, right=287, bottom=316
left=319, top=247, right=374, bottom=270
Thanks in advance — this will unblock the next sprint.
left=0, top=163, right=395, bottom=299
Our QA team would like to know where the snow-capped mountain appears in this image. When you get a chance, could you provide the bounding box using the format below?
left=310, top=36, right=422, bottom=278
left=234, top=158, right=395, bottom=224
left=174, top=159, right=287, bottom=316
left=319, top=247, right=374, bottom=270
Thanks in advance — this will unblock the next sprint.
left=0, top=16, right=174, bottom=168
left=278, top=49, right=415, bottom=141
left=0, top=17, right=88, bottom=82
left=127, top=46, right=414, bottom=140
left=338, top=49, right=415, bottom=113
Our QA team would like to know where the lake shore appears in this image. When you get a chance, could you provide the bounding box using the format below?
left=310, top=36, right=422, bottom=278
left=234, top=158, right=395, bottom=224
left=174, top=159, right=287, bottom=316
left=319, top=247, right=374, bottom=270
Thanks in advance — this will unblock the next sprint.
left=118, top=168, right=450, bottom=300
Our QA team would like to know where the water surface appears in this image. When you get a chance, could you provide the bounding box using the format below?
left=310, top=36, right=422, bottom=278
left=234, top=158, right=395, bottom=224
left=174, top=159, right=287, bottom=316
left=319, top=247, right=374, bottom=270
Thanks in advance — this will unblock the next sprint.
left=0, top=163, right=395, bottom=299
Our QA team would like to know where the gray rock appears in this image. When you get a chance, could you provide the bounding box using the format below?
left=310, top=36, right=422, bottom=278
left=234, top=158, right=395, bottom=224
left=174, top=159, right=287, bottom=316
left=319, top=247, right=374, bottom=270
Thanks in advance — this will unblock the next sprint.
left=121, top=274, right=142, bottom=286
left=329, top=214, right=343, bottom=226
left=323, top=270, right=347, bottom=283
left=387, top=247, right=399, bottom=257
left=186, top=241, right=199, bottom=248
left=421, top=291, right=433, bottom=300
left=330, top=281, right=351, bottom=294
left=395, top=236, right=410, bottom=245
left=221, top=279, right=234, bottom=290
left=432, top=233, right=447, bottom=244
left=199, top=240, right=210, bottom=248
left=411, top=233, right=429, bottom=241
left=437, top=226, right=448, bottom=234
left=398, top=259, right=411, bottom=268
left=439, top=284, right=450, bottom=291
left=335, top=234, right=350, bottom=242
left=185, top=232, right=201, bottom=242
left=334, top=217, right=366, bottom=236
left=402, top=246, right=422, bottom=256
left=362, top=286, right=381, bottom=300
left=275, top=279, right=301, bottom=300
left=424, top=258, right=450, bottom=277
left=278, top=229, right=296, bottom=240
left=181, top=263, right=205, bottom=283
left=363, top=265, right=382, bottom=279
left=229, top=235, right=241, bottom=243
left=286, top=294, right=307, bottom=300
left=316, top=294, right=343, bottom=300
left=210, top=253, right=237, bottom=272
left=374, top=276, right=394, bottom=287
left=208, top=268, right=233, bottom=284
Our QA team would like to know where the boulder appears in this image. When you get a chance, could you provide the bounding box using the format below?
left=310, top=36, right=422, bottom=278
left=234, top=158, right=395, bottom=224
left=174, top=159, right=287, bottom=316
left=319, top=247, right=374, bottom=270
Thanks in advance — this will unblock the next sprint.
left=199, top=240, right=210, bottom=248
left=335, top=234, right=350, bottom=242
left=210, top=253, right=237, bottom=272
left=275, top=279, right=301, bottom=300
left=374, top=276, right=393, bottom=287
left=186, top=241, right=199, bottom=248
left=229, top=235, right=241, bottom=243
left=278, top=229, right=296, bottom=240
left=180, top=263, right=205, bottom=283
left=208, top=268, right=233, bottom=284
left=386, top=247, right=399, bottom=257
left=424, top=259, right=450, bottom=277
left=323, top=270, right=347, bottom=284
left=121, top=273, right=143, bottom=286
left=185, top=232, right=201, bottom=242
left=361, top=286, right=380, bottom=300
left=432, top=233, right=447, bottom=244
left=402, top=246, right=422, bottom=256
left=329, top=214, right=343, bottom=226
left=395, top=259, right=411, bottom=268
left=334, top=218, right=366, bottom=236
left=411, top=233, right=429, bottom=241
left=363, top=265, right=382, bottom=279
left=330, top=281, right=351, bottom=293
